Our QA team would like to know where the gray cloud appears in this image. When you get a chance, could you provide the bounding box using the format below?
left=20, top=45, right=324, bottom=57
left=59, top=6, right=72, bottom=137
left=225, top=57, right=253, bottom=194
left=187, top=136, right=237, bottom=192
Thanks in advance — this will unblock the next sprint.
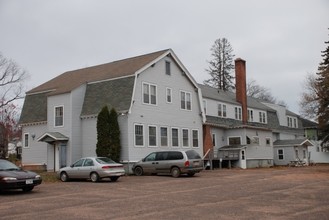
left=0, top=0, right=328, bottom=113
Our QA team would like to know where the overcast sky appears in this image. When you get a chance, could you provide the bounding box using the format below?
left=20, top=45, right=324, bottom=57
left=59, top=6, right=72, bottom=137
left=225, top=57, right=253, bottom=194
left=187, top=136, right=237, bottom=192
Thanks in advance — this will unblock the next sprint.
left=0, top=0, right=328, bottom=113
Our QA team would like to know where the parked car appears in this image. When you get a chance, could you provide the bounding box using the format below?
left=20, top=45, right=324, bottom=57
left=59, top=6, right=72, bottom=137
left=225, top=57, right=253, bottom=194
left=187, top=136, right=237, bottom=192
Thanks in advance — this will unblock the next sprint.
left=58, top=157, right=125, bottom=182
left=132, top=150, right=204, bottom=178
left=0, top=159, right=42, bottom=192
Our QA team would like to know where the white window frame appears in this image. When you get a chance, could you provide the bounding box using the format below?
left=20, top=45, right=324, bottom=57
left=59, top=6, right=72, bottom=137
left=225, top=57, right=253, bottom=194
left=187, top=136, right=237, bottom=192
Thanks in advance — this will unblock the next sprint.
left=165, top=60, right=171, bottom=75
left=148, top=125, right=157, bottom=147
left=212, top=133, right=216, bottom=146
left=160, top=126, right=168, bottom=147
left=180, top=90, right=192, bottom=111
left=278, top=149, right=284, bottom=160
left=228, top=136, right=242, bottom=145
left=203, top=100, right=207, bottom=115
left=182, top=128, right=189, bottom=148
left=134, top=124, right=144, bottom=147
left=218, top=103, right=227, bottom=118
left=166, top=87, right=172, bottom=103
left=259, top=111, right=267, bottom=124
left=142, top=82, right=157, bottom=105
left=24, top=133, right=29, bottom=148
left=54, top=105, right=64, bottom=127
left=235, top=107, right=242, bottom=120
left=192, top=129, right=199, bottom=148
left=266, top=137, right=271, bottom=146
left=171, top=127, right=179, bottom=147
left=248, top=109, right=254, bottom=122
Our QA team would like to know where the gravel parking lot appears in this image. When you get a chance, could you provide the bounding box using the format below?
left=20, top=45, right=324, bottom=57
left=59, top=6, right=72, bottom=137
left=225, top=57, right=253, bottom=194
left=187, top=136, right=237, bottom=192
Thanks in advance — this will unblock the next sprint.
left=1, top=166, right=329, bottom=220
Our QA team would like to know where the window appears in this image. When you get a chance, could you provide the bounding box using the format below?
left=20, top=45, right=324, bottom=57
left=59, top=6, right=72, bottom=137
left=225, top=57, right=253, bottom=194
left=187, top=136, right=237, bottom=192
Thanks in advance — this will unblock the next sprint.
left=253, top=136, right=259, bottom=145
left=165, top=61, right=171, bottom=75
left=135, top=124, right=144, bottom=146
left=266, top=138, right=271, bottom=146
left=228, top=137, right=241, bottom=145
left=143, top=83, right=157, bottom=105
left=259, top=112, right=266, bottom=123
left=145, top=152, right=156, bottom=162
left=287, top=116, right=298, bottom=128
left=218, top=104, right=227, bottom=118
left=235, top=107, right=242, bottom=120
left=172, top=128, right=179, bottom=147
left=303, top=150, right=307, bottom=159
left=212, top=134, right=216, bottom=146
left=83, top=159, right=94, bottom=167
left=55, top=106, right=64, bottom=127
left=278, top=149, right=284, bottom=160
left=248, top=109, right=254, bottom=122
left=166, top=88, right=172, bottom=103
left=24, top=133, right=29, bottom=148
left=160, top=127, right=168, bottom=147
left=203, top=100, right=207, bottom=114
left=182, top=129, right=189, bottom=147
left=181, top=91, right=191, bottom=110
left=192, top=130, right=199, bottom=147
left=149, top=126, right=157, bottom=147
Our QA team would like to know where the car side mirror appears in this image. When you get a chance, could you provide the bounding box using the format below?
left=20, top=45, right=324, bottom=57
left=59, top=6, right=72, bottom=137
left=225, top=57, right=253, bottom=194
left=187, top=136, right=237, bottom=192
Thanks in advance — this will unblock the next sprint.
left=70, top=164, right=74, bottom=168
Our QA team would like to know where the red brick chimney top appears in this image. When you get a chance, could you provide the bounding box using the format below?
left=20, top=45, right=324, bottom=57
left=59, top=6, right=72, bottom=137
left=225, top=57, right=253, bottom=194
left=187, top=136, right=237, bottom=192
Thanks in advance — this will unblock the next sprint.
left=235, top=58, right=247, bottom=124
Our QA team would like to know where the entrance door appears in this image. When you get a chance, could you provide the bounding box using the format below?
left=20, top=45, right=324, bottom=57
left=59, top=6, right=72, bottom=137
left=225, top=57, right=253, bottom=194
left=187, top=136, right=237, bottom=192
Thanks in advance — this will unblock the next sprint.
left=59, top=144, right=67, bottom=168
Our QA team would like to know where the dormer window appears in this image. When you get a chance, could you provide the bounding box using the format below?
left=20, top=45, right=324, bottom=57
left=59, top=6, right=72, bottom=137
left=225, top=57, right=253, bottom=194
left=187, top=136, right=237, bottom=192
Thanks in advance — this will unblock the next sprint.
left=235, top=107, right=242, bottom=120
left=259, top=111, right=266, bottom=124
left=287, top=116, right=298, bottom=128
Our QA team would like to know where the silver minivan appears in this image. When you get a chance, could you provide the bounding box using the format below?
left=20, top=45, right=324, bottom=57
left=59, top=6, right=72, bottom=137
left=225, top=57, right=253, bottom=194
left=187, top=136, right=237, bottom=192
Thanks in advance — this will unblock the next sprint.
left=132, top=150, right=203, bottom=177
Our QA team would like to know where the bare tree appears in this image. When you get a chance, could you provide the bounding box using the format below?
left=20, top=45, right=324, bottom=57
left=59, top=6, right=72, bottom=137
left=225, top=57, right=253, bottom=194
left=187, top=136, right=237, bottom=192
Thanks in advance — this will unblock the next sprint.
left=299, top=73, right=319, bottom=120
left=204, top=38, right=235, bottom=91
left=247, top=79, right=276, bottom=103
left=0, top=53, right=28, bottom=108
left=247, top=79, right=287, bottom=107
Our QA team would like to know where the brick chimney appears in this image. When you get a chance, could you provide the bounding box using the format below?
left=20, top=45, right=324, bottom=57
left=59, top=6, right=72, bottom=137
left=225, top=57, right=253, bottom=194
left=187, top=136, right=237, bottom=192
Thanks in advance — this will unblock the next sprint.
left=235, top=58, right=247, bottom=124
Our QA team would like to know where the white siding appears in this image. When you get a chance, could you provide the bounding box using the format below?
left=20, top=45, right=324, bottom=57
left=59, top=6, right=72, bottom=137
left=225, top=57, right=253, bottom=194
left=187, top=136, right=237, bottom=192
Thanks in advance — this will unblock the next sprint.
left=21, top=124, right=48, bottom=165
left=127, top=56, right=203, bottom=161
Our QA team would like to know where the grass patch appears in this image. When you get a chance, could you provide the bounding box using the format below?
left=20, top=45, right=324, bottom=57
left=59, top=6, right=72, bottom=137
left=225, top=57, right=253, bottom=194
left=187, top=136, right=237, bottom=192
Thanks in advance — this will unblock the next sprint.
left=37, top=171, right=60, bottom=183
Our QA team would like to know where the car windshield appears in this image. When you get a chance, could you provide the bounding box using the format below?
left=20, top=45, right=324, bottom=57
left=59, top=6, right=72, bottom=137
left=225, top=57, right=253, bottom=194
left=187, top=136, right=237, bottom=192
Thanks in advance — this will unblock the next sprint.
left=186, top=150, right=201, bottom=159
left=0, top=160, right=20, bottom=171
left=96, top=157, right=116, bottom=164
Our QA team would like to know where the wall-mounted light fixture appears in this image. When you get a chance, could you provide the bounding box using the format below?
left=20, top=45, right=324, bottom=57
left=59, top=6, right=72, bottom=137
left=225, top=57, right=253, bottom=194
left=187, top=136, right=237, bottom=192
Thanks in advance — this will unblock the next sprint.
left=31, top=134, right=36, bottom=140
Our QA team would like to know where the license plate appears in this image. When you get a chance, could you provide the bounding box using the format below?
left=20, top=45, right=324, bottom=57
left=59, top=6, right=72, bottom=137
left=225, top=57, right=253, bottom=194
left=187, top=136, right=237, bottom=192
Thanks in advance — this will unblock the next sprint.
left=193, top=161, right=200, bottom=166
left=26, top=179, right=33, bottom=184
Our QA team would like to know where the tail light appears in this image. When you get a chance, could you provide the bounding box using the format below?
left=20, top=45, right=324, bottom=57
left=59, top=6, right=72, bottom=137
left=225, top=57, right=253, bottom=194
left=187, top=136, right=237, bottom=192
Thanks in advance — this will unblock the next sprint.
left=184, top=161, right=190, bottom=167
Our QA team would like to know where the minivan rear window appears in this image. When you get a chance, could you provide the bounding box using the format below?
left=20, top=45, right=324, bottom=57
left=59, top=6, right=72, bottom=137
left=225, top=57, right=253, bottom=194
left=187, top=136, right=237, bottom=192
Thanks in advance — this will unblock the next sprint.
left=186, top=150, right=201, bottom=159
left=167, top=152, right=184, bottom=160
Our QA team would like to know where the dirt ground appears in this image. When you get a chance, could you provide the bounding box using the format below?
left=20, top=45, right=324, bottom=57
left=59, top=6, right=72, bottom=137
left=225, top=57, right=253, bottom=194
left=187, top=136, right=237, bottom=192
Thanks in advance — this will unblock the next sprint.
left=1, top=165, right=329, bottom=220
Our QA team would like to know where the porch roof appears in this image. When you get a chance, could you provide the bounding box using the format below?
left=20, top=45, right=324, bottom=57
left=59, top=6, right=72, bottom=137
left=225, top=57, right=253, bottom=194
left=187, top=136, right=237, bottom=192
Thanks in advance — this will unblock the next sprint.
left=273, top=139, right=314, bottom=147
left=37, top=132, right=69, bottom=143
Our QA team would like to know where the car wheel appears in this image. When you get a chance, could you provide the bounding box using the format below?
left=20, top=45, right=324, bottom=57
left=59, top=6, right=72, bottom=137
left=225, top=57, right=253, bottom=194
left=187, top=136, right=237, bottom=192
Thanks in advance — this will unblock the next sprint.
left=60, top=172, right=69, bottom=182
left=187, top=173, right=195, bottom=177
left=22, top=186, right=34, bottom=192
left=134, top=166, right=143, bottom=176
left=110, top=176, right=119, bottom=182
left=90, top=172, right=100, bottom=182
left=171, top=167, right=181, bottom=178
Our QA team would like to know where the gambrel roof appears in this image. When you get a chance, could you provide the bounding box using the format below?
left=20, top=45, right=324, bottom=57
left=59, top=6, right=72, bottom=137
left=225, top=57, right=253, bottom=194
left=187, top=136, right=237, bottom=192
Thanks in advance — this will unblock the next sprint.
left=20, top=49, right=199, bottom=124
left=27, top=49, right=170, bottom=96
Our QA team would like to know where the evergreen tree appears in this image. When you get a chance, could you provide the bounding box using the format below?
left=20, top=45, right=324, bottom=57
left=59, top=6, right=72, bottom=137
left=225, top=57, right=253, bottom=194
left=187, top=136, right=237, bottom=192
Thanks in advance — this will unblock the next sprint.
left=96, top=106, right=111, bottom=157
left=204, top=38, right=235, bottom=91
left=108, top=108, right=121, bottom=162
left=317, top=37, right=329, bottom=147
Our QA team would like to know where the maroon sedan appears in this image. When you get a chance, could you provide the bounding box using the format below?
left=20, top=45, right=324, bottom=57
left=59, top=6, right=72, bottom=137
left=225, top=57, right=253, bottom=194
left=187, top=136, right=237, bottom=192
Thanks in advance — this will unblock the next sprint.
left=0, top=159, right=42, bottom=192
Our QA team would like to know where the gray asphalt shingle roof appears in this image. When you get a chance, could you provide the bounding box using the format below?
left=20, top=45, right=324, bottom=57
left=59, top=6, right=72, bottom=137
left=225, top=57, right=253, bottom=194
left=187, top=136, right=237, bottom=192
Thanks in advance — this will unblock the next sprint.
left=20, top=49, right=170, bottom=124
